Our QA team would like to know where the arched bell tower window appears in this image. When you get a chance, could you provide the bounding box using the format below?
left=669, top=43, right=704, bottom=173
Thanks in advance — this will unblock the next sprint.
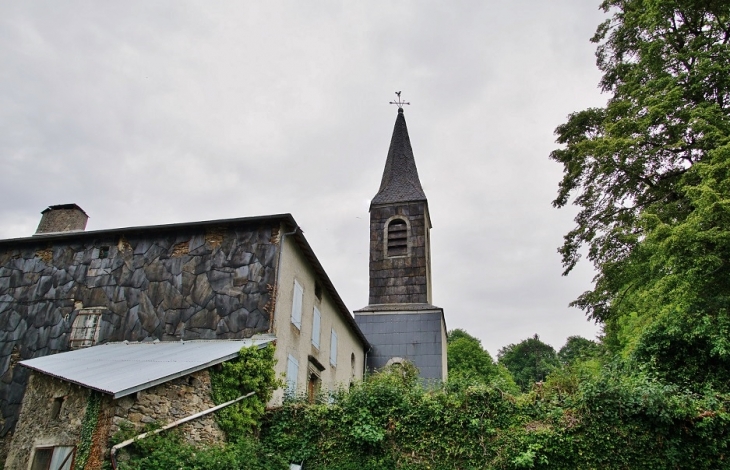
left=385, top=217, right=409, bottom=258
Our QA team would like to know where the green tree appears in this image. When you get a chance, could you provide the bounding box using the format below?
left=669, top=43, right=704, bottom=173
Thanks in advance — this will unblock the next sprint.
left=551, top=0, right=730, bottom=388
left=497, top=335, right=560, bottom=392
left=557, top=336, right=601, bottom=365
left=447, top=329, right=496, bottom=381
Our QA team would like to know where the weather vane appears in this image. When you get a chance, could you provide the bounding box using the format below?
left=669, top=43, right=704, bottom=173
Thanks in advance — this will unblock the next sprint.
left=389, top=91, right=410, bottom=110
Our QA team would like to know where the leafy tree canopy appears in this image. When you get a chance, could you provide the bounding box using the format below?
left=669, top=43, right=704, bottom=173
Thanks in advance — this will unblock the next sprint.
left=497, top=335, right=560, bottom=392
left=558, top=336, right=602, bottom=365
left=447, top=329, right=497, bottom=382
left=552, top=0, right=730, bottom=389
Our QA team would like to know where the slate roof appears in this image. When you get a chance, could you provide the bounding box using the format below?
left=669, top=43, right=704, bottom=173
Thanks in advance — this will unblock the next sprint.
left=19, top=338, right=274, bottom=398
left=371, top=109, right=428, bottom=207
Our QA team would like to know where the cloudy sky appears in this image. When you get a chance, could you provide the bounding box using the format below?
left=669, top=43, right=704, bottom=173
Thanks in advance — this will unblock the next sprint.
left=0, top=1, right=609, bottom=356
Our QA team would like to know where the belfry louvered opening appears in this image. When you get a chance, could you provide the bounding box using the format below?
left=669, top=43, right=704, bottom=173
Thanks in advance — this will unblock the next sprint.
left=386, top=218, right=408, bottom=257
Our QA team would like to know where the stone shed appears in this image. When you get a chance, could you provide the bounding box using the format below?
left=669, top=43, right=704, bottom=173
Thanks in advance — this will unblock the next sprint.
left=4, top=338, right=272, bottom=470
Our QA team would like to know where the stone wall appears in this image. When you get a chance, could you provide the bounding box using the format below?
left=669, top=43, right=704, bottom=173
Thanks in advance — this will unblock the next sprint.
left=110, top=369, right=224, bottom=448
left=369, top=202, right=431, bottom=305
left=4, top=373, right=91, bottom=470
left=0, top=222, right=280, bottom=451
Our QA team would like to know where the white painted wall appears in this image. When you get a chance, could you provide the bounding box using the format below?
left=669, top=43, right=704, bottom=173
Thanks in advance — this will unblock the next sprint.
left=270, top=233, right=365, bottom=405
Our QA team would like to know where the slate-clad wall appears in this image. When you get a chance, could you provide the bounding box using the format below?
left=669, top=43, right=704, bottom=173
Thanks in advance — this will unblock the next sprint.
left=369, top=202, right=431, bottom=305
left=0, top=223, right=280, bottom=447
left=355, top=312, right=445, bottom=380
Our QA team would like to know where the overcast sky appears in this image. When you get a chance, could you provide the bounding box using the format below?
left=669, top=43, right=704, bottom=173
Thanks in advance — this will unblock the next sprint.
left=0, top=1, right=609, bottom=357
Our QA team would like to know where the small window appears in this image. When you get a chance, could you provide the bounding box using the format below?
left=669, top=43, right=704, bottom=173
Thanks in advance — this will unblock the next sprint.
left=386, top=218, right=408, bottom=257
left=314, top=282, right=323, bottom=301
left=70, top=309, right=102, bottom=349
left=330, top=329, right=338, bottom=367
left=98, top=246, right=110, bottom=259
left=51, top=397, right=64, bottom=420
left=312, top=306, right=321, bottom=349
left=31, top=446, right=74, bottom=470
left=286, top=355, right=299, bottom=397
left=291, top=280, right=303, bottom=330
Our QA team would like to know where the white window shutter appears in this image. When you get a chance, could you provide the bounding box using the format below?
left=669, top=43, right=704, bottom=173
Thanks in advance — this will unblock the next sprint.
left=286, top=355, right=299, bottom=396
left=330, top=329, right=338, bottom=367
left=312, top=306, right=321, bottom=349
left=291, top=280, right=303, bottom=329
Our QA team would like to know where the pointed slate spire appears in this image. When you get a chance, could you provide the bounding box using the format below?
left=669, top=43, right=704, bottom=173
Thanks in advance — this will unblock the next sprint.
left=371, top=108, right=427, bottom=207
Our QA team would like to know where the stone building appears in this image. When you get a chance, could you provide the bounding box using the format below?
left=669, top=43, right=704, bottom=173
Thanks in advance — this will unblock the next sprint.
left=355, top=107, right=448, bottom=381
left=0, top=208, right=368, bottom=465
left=5, top=339, right=270, bottom=470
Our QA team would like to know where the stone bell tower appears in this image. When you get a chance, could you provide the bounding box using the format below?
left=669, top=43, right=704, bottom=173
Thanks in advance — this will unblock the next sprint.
left=355, top=101, right=447, bottom=381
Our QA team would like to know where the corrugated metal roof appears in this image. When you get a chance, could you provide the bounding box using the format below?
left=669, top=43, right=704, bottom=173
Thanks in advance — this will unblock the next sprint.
left=19, top=338, right=274, bottom=398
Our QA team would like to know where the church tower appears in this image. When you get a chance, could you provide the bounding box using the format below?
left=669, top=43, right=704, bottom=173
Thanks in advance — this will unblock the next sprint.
left=355, top=103, right=448, bottom=381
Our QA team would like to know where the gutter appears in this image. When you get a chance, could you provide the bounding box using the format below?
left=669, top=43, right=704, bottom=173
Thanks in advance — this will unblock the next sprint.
left=110, top=391, right=256, bottom=469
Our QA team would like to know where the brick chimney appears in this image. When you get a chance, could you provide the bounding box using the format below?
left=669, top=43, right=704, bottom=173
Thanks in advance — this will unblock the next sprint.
left=35, top=204, right=89, bottom=235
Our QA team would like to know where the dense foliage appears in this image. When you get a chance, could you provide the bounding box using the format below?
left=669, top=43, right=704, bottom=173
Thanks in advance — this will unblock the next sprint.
left=557, top=336, right=601, bottom=365
left=551, top=0, right=730, bottom=390
left=447, top=329, right=517, bottom=392
left=259, top=364, right=730, bottom=469
left=498, top=335, right=560, bottom=392
left=209, top=343, right=281, bottom=440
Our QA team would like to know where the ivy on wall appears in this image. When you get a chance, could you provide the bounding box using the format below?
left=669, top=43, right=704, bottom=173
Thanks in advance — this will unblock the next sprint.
left=209, top=344, right=281, bottom=441
left=74, top=391, right=101, bottom=470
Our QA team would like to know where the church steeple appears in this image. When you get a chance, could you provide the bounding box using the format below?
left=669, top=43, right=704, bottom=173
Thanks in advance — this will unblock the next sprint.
left=355, top=100, right=448, bottom=382
left=371, top=108, right=427, bottom=207
left=367, top=107, right=433, bottom=306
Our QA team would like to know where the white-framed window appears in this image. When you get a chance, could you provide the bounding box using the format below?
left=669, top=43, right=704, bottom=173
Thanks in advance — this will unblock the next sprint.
left=330, top=329, right=338, bottom=367
left=312, top=306, right=321, bottom=349
left=291, top=280, right=303, bottom=330
left=69, top=309, right=103, bottom=349
left=286, top=354, right=299, bottom=396
left=31, top=445, right=74, bottom=470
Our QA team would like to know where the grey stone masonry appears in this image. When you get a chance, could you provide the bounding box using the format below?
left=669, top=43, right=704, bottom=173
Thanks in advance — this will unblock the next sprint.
left=0, top=222, right=280, bottom=445
left=35, top=204, right=88, bottom=234
left=355, top=309, right=446, bottom=381
left=369, top=201, right=432, bottom=305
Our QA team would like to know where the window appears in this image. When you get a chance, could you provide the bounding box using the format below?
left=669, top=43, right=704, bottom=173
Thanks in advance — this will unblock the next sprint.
left=31, top=446, right=74, bottom=470
left=386, top=218, right=408, bottom=257
left=51, top=397, right=64, bottom=420
left=69, top=309, right=103, bottom=349
left=311, top=306, right=321, bottom=349
left=291, top=280, right=303, bottom=329
left=286, top=355, right=299, bottom=396
left=314, top=282, right=323, bottom=301
left=330, top=329, right=338, bottom=367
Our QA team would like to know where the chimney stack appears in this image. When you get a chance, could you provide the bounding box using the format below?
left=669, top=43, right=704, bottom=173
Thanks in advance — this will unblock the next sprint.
left=35, top=204, right=89, bottom=235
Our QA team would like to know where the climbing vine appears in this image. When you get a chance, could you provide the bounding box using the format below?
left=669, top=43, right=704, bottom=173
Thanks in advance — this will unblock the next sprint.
left=209, top=343, right=281, bottom=441
left=73, top=391, right=101, bottom=470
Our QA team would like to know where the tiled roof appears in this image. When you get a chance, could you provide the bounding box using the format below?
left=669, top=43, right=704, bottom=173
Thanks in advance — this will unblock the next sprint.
left=371, top=109, right=427, bottom=206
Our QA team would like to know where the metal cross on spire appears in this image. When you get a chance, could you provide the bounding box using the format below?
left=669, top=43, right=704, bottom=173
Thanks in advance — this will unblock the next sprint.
left=389, top=91, right=410, bottom=110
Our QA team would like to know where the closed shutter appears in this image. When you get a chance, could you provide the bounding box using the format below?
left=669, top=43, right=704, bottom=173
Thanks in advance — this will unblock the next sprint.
left=291, top=280, right=303, bottom=329
left=286, top=355, right=299, bottom=396
left=312, top=306, right=321, bottom=349
left=330, top=329, right=338, bottom=367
